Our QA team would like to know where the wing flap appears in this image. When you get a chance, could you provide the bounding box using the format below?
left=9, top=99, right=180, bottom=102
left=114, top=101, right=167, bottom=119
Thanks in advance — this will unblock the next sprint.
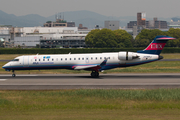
left=73, top=65, right=98, bottom=70
left=73, top=59, right=108, bottom=71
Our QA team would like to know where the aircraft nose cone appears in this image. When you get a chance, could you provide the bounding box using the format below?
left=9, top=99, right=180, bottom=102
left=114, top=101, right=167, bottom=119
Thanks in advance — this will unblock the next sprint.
left=2, top=63, right=10, bottom=69
left=2, top=65, right=7, bottom=69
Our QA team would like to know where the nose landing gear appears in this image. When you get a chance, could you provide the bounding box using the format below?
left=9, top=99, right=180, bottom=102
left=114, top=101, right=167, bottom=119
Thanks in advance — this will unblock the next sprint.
left=12, top=70, right=16, bottom=77
left=91, top=71, right=99, bottom=78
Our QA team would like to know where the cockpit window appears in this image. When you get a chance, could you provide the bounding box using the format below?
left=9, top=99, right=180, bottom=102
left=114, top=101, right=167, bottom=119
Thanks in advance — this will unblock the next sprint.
left=12, top=59, right=19, bottom=62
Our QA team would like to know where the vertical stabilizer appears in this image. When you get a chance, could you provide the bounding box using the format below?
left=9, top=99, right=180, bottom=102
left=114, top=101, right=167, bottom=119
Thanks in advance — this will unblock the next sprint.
left=137, top=36, right=176, bottom=55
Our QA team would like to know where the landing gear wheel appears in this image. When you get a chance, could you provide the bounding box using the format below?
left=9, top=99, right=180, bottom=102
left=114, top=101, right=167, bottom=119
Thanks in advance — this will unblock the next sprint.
left=12, top=70, right=16, bottom=77
left=91, top=71, right=99, bottom=78
left=12, top=74, right=16, bottom=77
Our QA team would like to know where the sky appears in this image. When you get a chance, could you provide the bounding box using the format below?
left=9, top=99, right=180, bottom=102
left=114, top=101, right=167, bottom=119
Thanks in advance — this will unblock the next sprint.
left=0, top=0, right=179, bottom=18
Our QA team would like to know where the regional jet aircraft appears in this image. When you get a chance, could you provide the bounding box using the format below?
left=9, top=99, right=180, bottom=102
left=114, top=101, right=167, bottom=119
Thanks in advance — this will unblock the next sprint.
left=2, top=36, right=176, bottom=77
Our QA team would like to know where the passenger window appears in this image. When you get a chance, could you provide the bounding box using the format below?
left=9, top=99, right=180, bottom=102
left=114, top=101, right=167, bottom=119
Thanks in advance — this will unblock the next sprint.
left=74, top=58, right=76, bottom=60
left=70, top=58, right=71, bottom=60
left=86, top=58, right=88, bottom=60
left=78, top=58, right=80, bottom=60
left=52, top=59, right=54, bottom=61
left=104, top=57, right=106, bottom=59
left=43, top=59, right=45, bottom=61
left=35, top=59, right=37, bottom=61
left=39, top=59, right=40, bottom=61
left=100, top=57, right=102, bottom=60
left=61, top=58, right=63, bottom=61
left=65, top=58, right=67, bottom=60
left=82, top=58, right=84, bottom=60
left=96, top=57, right=97, bottom=60
left=91, top=57, right=93, bottom=60
left=48, top=59, right=49, bottom=61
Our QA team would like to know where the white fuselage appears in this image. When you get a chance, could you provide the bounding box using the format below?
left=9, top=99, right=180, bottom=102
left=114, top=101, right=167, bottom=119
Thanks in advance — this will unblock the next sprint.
left=3, top=52, right=160, bottom=71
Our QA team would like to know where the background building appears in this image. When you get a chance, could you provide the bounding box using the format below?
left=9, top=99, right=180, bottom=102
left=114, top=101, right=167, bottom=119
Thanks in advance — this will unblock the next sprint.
left=67, top=22, right=75, bottom=27
left=0, top=27, right=12, bottom=47
left=78, top=24, right=88, bottom=29
left=9, top=27, right=89, bottom=48
left=127, top=12, right=168, bottom=38
left=44, top=19, right=67, bottom=27
left=137, top=12, right=146, bottom=26
left=127, top=21, right=137, bottom=28
left=146, top=18, right=167, bottom=29
left=40, top=33, right=86, bottom=48
left=168, top=25, right=180, bottom=29
left=104, top=21, right=120, bottom=30
left=14, top=36, right=40, bottom=48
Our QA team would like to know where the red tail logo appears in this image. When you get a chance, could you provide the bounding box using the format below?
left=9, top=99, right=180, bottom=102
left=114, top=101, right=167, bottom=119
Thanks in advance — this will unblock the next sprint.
left=146, top=43, right=166, bottom=50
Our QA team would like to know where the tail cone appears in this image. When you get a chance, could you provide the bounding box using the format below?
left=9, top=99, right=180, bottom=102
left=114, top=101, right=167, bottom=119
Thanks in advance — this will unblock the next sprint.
left=158, top=56, right=163, bottom=60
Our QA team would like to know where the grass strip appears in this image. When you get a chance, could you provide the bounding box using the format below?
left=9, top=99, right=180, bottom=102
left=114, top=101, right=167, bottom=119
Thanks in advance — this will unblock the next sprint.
left=1, top=89, right=180, bottom=119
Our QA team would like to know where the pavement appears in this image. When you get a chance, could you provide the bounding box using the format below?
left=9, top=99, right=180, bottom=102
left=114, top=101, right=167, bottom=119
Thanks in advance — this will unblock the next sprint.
left=0, top=73, right=180, bottom=90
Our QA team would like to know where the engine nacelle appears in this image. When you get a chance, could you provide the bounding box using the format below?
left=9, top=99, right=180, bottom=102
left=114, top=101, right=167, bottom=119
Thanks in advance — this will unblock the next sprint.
left=118, top=52, right=139, bottom=61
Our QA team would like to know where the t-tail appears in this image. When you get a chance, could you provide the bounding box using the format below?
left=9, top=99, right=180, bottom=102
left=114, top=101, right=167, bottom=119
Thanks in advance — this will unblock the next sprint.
left=137, top=36, right=176, bottom=55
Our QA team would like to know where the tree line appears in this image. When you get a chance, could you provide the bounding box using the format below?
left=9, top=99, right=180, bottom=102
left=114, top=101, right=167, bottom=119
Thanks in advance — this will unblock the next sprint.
left=85, top=28, right=180, bottom=48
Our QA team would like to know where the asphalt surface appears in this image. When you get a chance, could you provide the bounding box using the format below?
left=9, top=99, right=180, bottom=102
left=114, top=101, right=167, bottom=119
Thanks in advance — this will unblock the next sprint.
left=0, top=73, right=180, bottom=90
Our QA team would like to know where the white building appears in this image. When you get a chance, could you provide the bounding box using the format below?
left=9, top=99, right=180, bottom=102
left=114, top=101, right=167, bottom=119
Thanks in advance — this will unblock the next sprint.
left=12, top=27, right=89, bottom=48
left=14, top=36, right=40, bottom=47
left=0, top=27, right=11, bottom=42
left=168, top=25, right=180, bottom=29
left=12, top=27, right=78, bottom=37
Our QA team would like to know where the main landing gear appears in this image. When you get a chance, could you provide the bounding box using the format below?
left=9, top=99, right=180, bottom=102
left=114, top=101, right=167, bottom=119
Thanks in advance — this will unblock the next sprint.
left=91, top=71, right=99, bottom=78
left=12, top=70, right=16, bottom=77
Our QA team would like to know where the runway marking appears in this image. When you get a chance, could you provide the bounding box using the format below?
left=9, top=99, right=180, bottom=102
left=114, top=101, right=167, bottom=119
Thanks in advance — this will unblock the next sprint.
left=0, top=79, right=7, bottom=81
left=0, top=75, right=38, bottom=76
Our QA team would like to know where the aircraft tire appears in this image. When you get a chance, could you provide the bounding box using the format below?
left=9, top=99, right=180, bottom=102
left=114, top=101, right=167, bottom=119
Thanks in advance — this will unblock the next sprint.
left=91, top=71, right=99, bottom=78
left=95, top=72, right=99, bottom=77
left=12, top=74, right=16, bottom=77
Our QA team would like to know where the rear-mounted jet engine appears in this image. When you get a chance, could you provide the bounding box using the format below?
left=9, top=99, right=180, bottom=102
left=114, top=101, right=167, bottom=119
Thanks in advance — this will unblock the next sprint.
left=118, top=52, right=139, bottom=61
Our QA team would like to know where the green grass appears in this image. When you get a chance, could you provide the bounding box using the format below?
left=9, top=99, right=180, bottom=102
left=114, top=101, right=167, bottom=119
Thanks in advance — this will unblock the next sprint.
left=1, top=89, right=180, bottom=119
left=161, top=53, right=180, bottom=59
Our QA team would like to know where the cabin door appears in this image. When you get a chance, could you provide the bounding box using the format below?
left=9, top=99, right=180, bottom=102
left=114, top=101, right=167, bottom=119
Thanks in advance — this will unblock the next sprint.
left=23, top=56, right=29, bottom=67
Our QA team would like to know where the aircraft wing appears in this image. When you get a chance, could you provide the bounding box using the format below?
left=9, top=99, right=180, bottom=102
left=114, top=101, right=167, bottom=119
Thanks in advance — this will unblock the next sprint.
left=73, top=65, right=99, bottom=70
left=72, top=59, right=108, bottom=71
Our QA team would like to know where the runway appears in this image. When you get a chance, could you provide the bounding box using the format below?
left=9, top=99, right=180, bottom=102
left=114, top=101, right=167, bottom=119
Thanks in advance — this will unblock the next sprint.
left=0, top=73, right=180, bottom=90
